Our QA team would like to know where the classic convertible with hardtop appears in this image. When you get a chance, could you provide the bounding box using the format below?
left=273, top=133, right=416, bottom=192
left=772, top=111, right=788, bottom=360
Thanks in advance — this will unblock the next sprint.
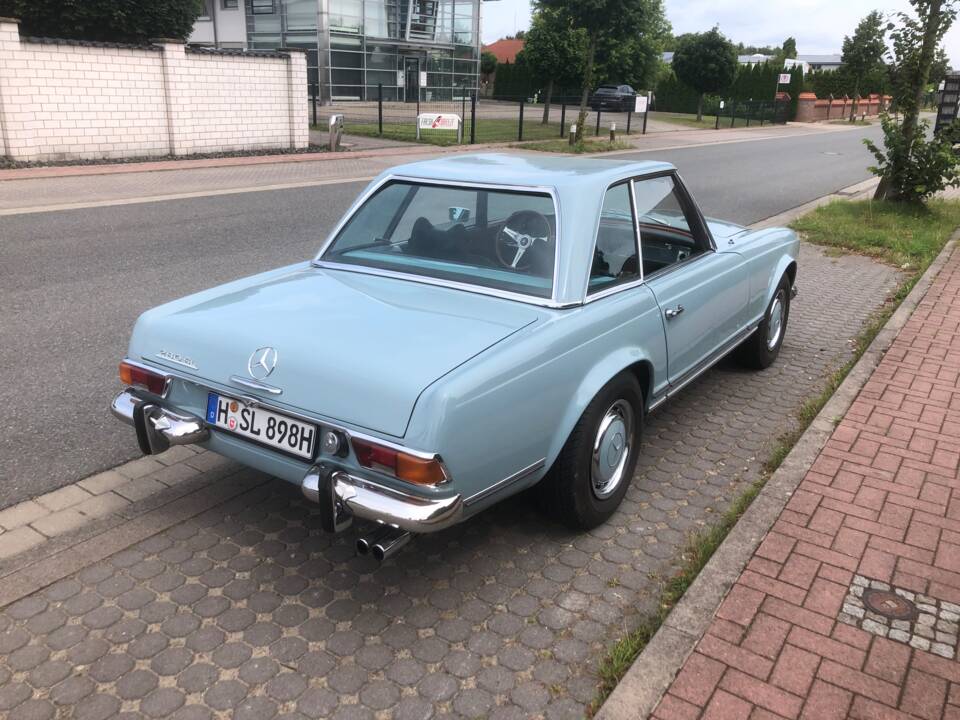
left=112, top=154, right=799, bottom=560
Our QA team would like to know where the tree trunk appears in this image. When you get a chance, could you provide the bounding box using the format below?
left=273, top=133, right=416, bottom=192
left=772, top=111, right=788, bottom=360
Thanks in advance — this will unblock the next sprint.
left=542, top=78, right=554, bottom=124
left=576, top=36, right=597, bottom=143
left=696, top=93, right=704, bottom=122
left=875, top=0, right=945, bottom=201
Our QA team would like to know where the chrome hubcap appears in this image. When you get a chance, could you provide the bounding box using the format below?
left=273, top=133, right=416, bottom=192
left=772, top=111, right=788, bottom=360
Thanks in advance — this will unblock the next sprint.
left=766, top=291, right=785, bottom=351
left=592, top=400, right=634, bottom=500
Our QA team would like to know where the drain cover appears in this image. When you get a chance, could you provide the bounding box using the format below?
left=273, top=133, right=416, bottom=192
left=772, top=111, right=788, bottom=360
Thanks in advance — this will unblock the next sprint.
left=862, top=589, right=918, bottom=621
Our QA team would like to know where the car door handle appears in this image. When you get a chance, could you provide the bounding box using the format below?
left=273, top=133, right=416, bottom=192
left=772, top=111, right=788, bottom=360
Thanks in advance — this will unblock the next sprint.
left=665, top=305, right=685, bottom=320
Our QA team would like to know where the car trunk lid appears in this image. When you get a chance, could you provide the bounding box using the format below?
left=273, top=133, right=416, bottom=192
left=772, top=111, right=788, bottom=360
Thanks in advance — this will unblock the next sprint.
left=131, top=265, right=540, bottom=437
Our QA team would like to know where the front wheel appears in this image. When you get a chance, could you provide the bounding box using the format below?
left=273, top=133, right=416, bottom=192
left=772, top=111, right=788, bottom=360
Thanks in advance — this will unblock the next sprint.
left=540, top=372, right=643, bottom=529
left=736, top=274, right=791, bottom=369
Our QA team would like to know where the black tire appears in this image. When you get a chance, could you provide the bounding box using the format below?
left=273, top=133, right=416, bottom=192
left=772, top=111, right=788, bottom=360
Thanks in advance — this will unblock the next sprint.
left=736, top=274, right=792, bottom=369
left=540, top=372, right=643, bottom=529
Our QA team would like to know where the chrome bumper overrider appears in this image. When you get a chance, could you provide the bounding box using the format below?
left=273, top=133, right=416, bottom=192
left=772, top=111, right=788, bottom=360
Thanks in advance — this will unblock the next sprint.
left=302, top=464, right=463, bottom=535
left=111, top=390, right=463, bottom=535
left=112, top=389, right=209, bottom=455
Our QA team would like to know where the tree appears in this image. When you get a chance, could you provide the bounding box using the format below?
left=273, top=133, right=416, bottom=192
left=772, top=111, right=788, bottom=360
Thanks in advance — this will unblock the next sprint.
left=869, top=0, right=960, bottom=202
left=540, top=0, right=667, bottom=142
left=520, top=4, right=587, bottom=123
left=0, top=0, right=203, bottom=43
left=929, top=45, right=952, bottom=86
left=672, top=27, right=738, bottom=121
left=842, top=10, right=888, bottom=119
left=780, top=37, right=798, bottom=61
left=481, top=51, right=498, bottom=78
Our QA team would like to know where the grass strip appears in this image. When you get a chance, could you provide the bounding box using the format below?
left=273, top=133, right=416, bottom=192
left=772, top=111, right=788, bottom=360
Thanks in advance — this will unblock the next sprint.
left=588, top=198, right=958, bottom=716
left=511, top=138, right=635, bottom=154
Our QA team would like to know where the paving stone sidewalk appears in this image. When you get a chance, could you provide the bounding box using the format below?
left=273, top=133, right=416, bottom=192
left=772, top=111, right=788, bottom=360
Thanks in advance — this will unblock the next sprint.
left=651, top=243, right=960, bottom=720
left=0, top=243, right=900, bottom=720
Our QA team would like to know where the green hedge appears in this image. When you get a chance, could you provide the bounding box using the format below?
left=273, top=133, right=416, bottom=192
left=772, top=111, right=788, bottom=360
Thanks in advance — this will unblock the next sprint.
left=493, top=61, right=535, bottom=100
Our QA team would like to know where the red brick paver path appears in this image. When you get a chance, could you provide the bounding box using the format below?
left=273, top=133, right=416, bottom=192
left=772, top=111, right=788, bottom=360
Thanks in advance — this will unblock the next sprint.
left=653, top=245, right=960, bottom=720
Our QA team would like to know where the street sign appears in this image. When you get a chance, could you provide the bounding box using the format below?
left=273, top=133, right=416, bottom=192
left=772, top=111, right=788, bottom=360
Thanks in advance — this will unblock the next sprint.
left=720, top=100, right=725, bottom=109
left=778, top=73, right=791, bottom=85
left=634, top=95, right=648, bottom=113
left=416, top=113, right=463, bottom=143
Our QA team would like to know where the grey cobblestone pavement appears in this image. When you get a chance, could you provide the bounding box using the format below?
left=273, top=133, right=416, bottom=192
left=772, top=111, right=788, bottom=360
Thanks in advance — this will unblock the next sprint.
left=0, top=243, right=901, bottom=719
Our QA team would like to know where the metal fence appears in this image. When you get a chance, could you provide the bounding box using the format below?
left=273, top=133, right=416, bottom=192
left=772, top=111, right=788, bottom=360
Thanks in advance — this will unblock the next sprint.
left=309, top=86, right=651, bottom=145
left=708, top=99, right=790, bottom=128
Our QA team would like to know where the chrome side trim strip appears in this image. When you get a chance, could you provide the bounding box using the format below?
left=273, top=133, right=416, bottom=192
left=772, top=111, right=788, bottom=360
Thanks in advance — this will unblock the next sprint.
left=464, top=458, right=546, bottom=506
left=228, top=375, right=283, bottom=395
left=654, top=323, right=761, bottom=408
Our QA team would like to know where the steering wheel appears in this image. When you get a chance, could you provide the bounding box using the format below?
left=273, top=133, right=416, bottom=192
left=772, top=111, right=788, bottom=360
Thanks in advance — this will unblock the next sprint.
left=495, top=210, right=553, bottom=270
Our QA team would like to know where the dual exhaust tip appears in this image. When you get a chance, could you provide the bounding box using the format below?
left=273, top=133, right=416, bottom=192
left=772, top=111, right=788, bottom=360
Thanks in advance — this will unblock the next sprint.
left=356, top=525, right=411, bottom=562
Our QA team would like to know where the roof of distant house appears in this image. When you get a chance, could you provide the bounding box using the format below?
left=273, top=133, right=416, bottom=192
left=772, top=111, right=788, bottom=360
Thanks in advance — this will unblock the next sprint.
left=483, top=38, right=524, bottom=64
left=797, top=54, right=843, bottom=65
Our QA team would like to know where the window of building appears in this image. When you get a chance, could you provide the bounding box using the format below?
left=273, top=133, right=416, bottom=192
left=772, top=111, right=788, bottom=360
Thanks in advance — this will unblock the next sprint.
left=251, top=0, right=275, bottom=14
left=222, top=0, right=238, bottom=9
left=199, top=0, right=214, bottom=18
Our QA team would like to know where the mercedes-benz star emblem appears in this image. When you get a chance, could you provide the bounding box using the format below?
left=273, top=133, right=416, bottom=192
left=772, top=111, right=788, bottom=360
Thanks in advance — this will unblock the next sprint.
left=247, top=347, right=278, bottom=380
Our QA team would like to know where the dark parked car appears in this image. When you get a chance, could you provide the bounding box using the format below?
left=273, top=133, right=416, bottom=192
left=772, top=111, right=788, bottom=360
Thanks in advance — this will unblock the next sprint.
left=591, top=84, right=637, bottom=112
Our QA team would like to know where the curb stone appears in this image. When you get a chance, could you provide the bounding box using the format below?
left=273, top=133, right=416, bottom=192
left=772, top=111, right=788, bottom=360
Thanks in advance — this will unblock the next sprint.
left=595, top=232, right=960, bottom=720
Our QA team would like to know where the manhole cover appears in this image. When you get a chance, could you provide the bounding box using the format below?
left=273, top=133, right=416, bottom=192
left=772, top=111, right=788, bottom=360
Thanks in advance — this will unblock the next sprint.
left=862, top=589, right=918, bottom=621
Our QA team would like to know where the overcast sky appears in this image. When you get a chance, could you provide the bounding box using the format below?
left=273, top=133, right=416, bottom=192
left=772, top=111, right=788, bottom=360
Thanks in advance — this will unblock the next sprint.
left=480, top=0, right=960, bottom=65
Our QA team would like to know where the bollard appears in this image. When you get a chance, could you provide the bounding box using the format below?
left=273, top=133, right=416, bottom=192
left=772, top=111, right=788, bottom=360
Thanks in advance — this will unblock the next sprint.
left=328, top=114, right=343, bottom=151
left=569, top=124, right=577, bottom=145
left=609, top=122, right=616, bottom=142
left=378, top=83, right=383, bottom=136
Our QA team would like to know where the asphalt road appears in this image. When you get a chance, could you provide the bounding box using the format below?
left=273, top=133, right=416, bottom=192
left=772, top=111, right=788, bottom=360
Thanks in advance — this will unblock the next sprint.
left=0, top=123, right=883, bottom=508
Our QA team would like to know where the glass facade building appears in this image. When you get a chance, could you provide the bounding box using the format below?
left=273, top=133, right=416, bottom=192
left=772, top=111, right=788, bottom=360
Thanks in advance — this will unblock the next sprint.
left=244, top=1, right=482, bottom=102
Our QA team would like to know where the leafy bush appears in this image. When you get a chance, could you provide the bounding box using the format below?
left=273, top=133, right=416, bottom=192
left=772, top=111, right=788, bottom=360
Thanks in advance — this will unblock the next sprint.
left=865, top=114, right=960, bottom=203
left=492, top=61, right=535, bottom=100
left=0, top=0, right=203, bottom=43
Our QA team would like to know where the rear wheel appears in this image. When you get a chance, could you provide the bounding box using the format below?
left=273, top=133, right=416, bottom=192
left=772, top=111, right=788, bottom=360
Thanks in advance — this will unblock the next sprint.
left=736, top=274, right=791, bottom=369
left=541, top=372, right=643, bottom=529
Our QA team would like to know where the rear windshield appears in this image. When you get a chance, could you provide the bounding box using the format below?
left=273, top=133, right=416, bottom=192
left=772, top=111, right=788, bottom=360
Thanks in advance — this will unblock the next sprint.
left=321, top=181, right=557, bottom=299
left=597, top=86, right=617, bottom=93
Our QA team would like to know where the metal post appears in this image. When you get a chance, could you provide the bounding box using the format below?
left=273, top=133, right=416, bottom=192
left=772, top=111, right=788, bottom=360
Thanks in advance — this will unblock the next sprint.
left=518, top=98, right=524, bottom=141
left=560, top=103, right=566, bottom=137
left=595, top=109, right=601, bottom=136
left=716, top=103, right=721, bottom=130
left=626, top=109, right=632, bottom=135
left=311, top=86, right=317, bottom=127
left=730, top=100, right=736, bottom=128
left=461, top=93, right=466, bottom=126
left=642, top=107, right=648, bottom=135
left=759, top=102, right=765, bottom=126
left=746, top=104, right=752, bottom=127
left=378, top=83, right=383, bottom=136
left=470, top=93, right=477, bottom=144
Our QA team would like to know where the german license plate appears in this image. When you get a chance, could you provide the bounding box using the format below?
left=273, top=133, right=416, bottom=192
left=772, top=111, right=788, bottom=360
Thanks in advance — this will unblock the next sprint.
left=206, top=393, right=317, bottom=460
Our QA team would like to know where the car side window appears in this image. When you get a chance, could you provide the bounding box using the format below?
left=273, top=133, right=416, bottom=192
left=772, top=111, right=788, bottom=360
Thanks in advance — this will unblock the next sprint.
left=588, top=183, right=640, bottom=294
left=633, top=176, right=704, bottom=277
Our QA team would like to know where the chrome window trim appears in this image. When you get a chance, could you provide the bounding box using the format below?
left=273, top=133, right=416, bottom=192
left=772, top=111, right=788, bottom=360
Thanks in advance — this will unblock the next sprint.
left=313, top=261, right=578, bottom=309
left=311, top=174, right=564, bottom=307
left=135, top=357, right=451, bottom=476
left=585, top=180, right=643, bottom=301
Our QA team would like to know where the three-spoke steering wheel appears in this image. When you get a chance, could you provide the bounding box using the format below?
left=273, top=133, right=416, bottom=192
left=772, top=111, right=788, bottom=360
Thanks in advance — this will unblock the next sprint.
left=495, top=210, right=552, bottom=271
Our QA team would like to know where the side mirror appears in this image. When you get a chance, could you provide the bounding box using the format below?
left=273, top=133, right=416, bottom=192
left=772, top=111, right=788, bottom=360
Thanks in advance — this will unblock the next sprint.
left=449, top=207, right=471, bottom=223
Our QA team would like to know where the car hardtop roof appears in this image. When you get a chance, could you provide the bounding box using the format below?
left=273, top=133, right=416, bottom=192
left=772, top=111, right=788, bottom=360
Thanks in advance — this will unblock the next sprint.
left=380, top=153, right=676, bottom=194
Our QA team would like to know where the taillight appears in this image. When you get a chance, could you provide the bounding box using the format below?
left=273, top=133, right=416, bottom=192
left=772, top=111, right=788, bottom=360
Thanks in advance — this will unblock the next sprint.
left=119, top=361, right=168, bottom=396
left=352, top=438, right=448, bottom=486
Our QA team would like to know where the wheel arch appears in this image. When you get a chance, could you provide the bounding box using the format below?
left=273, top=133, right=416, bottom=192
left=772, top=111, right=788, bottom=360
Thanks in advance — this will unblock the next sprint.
left=542, top=350, right=654, bottom=476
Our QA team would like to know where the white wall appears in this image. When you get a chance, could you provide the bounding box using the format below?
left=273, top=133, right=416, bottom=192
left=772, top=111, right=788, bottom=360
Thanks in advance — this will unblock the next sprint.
left=0, top=19, right=307, bottom=162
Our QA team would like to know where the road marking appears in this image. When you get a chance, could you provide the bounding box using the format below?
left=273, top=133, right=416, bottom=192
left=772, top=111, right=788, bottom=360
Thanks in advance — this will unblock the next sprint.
left=0, top=175, right=377, bottom=217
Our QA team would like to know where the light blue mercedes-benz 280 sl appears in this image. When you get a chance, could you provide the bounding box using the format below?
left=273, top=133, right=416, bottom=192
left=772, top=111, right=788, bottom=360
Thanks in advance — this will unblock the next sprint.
left=112, top=153, right=798, bottom=560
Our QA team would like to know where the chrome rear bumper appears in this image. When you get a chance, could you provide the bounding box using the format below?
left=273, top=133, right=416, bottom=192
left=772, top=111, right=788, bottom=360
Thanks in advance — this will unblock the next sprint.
left=302, top=464, right=463, bottom=535
left=111, top=390, right=462, bottom=535
left=112, top=389, right=209, bottom=455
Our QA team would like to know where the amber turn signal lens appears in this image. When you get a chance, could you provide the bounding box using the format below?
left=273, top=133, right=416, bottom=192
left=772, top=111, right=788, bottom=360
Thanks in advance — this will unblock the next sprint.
left=119, top=361, right=168, bottom=396
left=352, top=438, right=447, bottom=486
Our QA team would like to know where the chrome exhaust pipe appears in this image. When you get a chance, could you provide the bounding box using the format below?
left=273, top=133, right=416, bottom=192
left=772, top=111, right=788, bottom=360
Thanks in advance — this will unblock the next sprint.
left=356, top=525, right=395, bottom=556
left=371, top=528, right=411, bottom=561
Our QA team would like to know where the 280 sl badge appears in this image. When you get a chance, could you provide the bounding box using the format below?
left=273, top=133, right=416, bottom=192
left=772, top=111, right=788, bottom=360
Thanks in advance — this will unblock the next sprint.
left=156, top=349, right=197, bottom=370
